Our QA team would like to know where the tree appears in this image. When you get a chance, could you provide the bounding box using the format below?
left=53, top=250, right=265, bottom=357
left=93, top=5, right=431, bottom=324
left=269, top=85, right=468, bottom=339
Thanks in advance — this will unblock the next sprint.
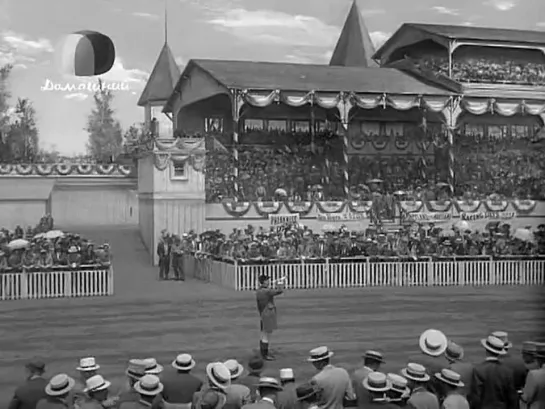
left=7, top=97, right=39, bottom=162
left=85, top=79, right=123, bottom=162
left=0, top=64, right=12, bottom=160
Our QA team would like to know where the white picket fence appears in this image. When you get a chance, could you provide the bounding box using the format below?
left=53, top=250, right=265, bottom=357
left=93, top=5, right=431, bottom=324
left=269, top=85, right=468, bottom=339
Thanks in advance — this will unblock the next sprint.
left=0, top=268, right=114, bottom=301
left=185, top=256, right=545, bottom=291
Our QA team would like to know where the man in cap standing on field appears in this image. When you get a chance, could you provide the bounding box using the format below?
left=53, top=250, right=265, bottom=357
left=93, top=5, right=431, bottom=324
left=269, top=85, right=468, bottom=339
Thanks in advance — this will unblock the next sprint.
left=8, top=360, right=48, bottom=409
left=256, top=274, right=286, bottom=360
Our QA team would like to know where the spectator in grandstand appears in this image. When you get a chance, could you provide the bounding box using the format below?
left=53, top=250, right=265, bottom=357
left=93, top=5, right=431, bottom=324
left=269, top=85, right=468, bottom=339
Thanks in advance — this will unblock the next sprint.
left=8, top=360, right=48, bottom=409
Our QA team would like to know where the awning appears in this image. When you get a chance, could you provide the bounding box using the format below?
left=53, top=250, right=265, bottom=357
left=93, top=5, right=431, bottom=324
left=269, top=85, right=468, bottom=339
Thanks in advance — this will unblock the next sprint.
left=0, top=178, right=55, bottom=200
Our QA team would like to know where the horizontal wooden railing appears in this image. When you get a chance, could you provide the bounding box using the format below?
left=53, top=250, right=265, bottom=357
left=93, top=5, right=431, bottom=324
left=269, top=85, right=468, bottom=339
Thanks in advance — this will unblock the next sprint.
left=185, top=255, right=545, bottom=291
left=0, top=268, right=114, bottom=301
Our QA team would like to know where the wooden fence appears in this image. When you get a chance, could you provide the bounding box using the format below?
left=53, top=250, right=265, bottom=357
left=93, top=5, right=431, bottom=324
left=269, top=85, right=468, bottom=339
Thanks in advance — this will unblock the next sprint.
left=184, top=256, right=545, bottom=291
left=0, top=268, right=114, bottom=301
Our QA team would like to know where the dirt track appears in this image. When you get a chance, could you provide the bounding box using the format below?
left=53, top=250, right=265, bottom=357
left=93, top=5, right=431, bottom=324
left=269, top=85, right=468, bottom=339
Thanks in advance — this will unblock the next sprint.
left=0, top=226, right=543, bottom=405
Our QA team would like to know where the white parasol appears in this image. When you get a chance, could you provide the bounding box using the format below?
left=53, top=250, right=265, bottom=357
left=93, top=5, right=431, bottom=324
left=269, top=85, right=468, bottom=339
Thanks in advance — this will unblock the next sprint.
left=513, top=228, right=535, bottom=243
left=8, top=239, right=29, bottom=250
left=44, top=230, right=65, bottom=239
left=439, top=230, right=455, bottom=238
left=34, top=232, right=46, bottom=239
left=453, top=220, right=470, bottom=231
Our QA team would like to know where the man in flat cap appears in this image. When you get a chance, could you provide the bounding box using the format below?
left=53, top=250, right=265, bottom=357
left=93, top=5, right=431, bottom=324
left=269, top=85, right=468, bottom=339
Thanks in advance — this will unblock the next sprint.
left=255, top=274, right=286, bottom=360
left=8, top=360, right=48, bottom=409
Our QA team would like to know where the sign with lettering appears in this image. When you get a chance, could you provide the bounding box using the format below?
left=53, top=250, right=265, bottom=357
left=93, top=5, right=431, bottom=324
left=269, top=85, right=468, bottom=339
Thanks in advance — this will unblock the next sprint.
left=269, top=213, right=299, bottom=226
left=317, top=212, right=368, bottom=222
left=460, top=211, right=516, bottom=221
left=407, top=212, right=452, bottom=223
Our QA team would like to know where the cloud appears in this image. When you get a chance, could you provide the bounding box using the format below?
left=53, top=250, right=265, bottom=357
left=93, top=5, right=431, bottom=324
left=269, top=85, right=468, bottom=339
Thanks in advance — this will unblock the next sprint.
left=361, top=9, right=385, bottom=16
left=432, top=6, right=459, bottom=15
left=96, top=58, right=149, bottom=84
left=537, top=22, right=545, bottom=28
left=64, top=93, right=89, bottom=101
left=370, top=31, right=391, bottom=48
left=175, top=56, right=185, bottom=67
left=132, top=11, right=160, bottom=19
left=484, top=0, right=516, bottom=10
left=208, top=8, right=339, bottom=47
left=0, top=31, right=52, bottom=67
left=12, top=63, right=27, bottom=70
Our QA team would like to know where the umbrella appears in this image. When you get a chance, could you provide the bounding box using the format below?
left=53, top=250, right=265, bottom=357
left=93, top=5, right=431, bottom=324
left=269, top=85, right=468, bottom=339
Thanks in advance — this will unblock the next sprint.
left=34, top=232, right=46, bottom=239
left=321, top=224, right=337, bottom=231
left=274, top=188, right=287, bottom=197
left=436, top=182, right=450, bottom=187
left=513, top=228, right=534, bottom=243
left=439, top=230, right=455, bottom=238
left=45, top=230, right=64, bottom=239
left=394, top=190, right=405, bottom=196
left=453, top=220, right=470, bottom=231
left=368, top=178, right=383, bottom=184
left=8, top=239, right=29, bottom=250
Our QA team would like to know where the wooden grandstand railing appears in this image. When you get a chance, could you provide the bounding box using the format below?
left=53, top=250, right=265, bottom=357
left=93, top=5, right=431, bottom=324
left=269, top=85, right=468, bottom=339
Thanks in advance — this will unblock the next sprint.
left=0, top=266, right=114, bottom=300
left=185, top=255, right=545, bottom=291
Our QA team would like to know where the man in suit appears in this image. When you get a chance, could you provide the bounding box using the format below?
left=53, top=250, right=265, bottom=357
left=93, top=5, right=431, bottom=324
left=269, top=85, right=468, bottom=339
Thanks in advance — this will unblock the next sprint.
left=241, top=377, right=283, bottom=409
left=193, top=363, right=231, bottom=409
left=157, top=230, right=171, bottom=280
left=309, top=346, right=355, bottom=409
left=36, top=374, right=76, bottom=409
left=434, top=369, right=469, bottom=409
left=294, top=383, right=320, bottom=409
left=469, top=335, right=518, bottom=409
left=520, top=342, right=545, bottom=409
left=493, top=331, right=528, bottom=393
left=161, top=354, right=203, bottom=408
left=386, top=373, right=412, bottom=408
left=171, top=235, right=184, bottom=281
left=408, top=329, right=448, bottom=396
left=522, top=342, right=539, bottom=371
left=119, top=375, right=164, bottom=409
left=352, top=350, right=385, bottom=407
left=238, top=355, right=264, bottom=402
left=445, top=342, right=473, bottom=398
left=8, top=360, right=48, bottom=409
left=256, top=274, right=286, bottom=360
left=362, top=372, right=400, bottom=409
left=224, top=359, right=251, bottom=409
left=277, top=369, right=298, bottom=409
left=402, top=363, right=439, bottom=409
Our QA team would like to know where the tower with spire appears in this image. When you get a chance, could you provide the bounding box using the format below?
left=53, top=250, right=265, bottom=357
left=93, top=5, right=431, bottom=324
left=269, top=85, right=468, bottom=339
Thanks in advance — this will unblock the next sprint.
left=137, top=0, right=181, bottom=137
left=329, top=0, right=378, bottom=68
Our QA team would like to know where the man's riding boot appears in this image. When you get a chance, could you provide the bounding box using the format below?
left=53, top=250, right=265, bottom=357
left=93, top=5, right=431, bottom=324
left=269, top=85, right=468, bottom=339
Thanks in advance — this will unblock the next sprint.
left=260, top=341, right=275, bottom=361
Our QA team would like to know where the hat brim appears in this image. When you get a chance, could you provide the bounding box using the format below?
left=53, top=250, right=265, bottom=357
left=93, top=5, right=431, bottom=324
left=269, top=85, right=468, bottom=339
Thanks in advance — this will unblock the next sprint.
left=480, top=339, right=507, bottom=355
left=77, top=365, right=100, bottom=372
left=45, top=378, right=75, bottom=396
left=445, top=350, right=464, bottom=361
left=172, top=360, right=196, bottom=371
left=84, top=380, right=111, bottom=393
left=362, top=378, right=390, bottom=392
left=419, top=330, right=448, bottom=357
left=307, top=351, right=334, bottom=362
left=257, top=382, right=283, bottom=390
left=435, top=373, right=464, bottom=388
left=401, top=368, right=430, bottom=383
left=145, top=364, right=164, bottom=374
left=134, top=382, right=164, bottom=396
left=229, top=364, right=244, bottom=379
left=125, top=368, right=145, bottom=379
left=206, top=364, right=230, bottom=390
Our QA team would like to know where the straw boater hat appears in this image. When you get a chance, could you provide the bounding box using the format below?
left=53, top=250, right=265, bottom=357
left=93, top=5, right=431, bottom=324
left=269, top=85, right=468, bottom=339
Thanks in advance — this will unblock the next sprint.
left=522, top=342, right=537, bottom=356
left=401, top=363, right=430, bottom=383
left=279, top=368, right=294, bottom=381
left=134, top=375, right=164, bottom=396
left=45, top=374, right=76, bottom=396
left=224, top=359, right=244, bottom=379
left=206, top=362, right=231, bottom=390
left=308, top=346, right=334, bottom=362
left=77, top=357, right=100, bottom=372
left=257, top=377, right=283, bottom=391
left=491, top=331, right=512, bottom=349
left=480, top=336, right=507, bottom=356
left=83, top=374, right=111, bottom=393
left=172, top=354, right=196, bottom=371
left=363, top=372, right=391, bottom=392
left=387, top=373, right=410, bottom=397
left=419, top=329, right=448, bottom=357
left=126, top=359, right=146, bottom=379
left=143, top=358, right=163, bottom=375
left=363, top=350, right=385, bottom=363
left=435, top=369, right=464, bottom=388
left=445, top=341, right=464, bottom=362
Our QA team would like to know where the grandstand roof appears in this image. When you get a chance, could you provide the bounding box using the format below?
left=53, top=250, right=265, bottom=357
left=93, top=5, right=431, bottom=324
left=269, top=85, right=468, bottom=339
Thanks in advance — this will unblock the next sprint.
left=329, top=0, right=377, bottom=68
left=374, top=23, right=545, bottom=63
left=137, top=42, right=181, bottom=106
left=163, top=59, right=454, bottom=112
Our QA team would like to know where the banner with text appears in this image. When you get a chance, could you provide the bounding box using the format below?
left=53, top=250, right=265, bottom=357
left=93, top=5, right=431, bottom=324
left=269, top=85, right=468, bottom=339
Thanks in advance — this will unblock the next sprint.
left=269, top=213, right=299, bottom=226
left=460, top=211, right=516, bottom=221
left=407, top=212, right=452, bottom=223
left=317, top=212, right=369, bottom=222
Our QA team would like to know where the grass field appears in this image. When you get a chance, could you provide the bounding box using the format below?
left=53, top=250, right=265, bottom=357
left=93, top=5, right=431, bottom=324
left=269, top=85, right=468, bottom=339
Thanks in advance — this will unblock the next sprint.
left=0, top=226, right=543, bottom=406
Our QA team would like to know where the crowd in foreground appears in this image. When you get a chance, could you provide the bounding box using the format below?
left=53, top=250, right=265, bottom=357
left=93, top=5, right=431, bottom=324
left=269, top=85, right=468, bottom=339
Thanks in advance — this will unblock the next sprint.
left=0, top=216, right=111, bottom=272
left=8, top=329, right=544, bottom=409
left=204, top=127, right=545, bottom=202
left=156, top=222, right=545, bottom=269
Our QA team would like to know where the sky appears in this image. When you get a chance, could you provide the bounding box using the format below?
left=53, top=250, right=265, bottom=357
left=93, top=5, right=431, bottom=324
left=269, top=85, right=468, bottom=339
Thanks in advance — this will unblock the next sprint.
left=0, top=0, right=544, bottom=155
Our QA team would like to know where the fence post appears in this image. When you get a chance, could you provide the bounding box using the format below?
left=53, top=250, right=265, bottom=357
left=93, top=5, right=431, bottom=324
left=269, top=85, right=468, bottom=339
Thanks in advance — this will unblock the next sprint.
left=489, top=257, right=496, bottom=285
left=427, top=258, right=434, bottom=286
left=65, top=271, right=72, bottom=297
left=21, top=272, right=28, bottom=299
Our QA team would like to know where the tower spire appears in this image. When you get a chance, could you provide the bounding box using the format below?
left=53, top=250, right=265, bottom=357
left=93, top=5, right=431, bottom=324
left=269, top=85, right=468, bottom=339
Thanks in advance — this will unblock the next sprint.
left=164, top=0, right=168, bottom=44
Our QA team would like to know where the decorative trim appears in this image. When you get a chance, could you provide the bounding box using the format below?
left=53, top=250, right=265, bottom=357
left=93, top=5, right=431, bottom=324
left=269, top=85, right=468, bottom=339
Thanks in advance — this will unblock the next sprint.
left=221, top=200, right=252, bottom=217
left=0, top=163, right=134, bottom=177
left=284, top=201, right=314, bottom=216
left=254, top=201, right=283, bottom=216
left=511, top=199, right=537, bottom=215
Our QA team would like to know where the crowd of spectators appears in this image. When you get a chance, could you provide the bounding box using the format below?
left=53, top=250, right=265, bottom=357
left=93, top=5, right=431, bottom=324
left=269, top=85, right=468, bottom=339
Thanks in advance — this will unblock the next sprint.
left=8, top=329, right=541, bottom=409
left=204, top=125, right=545, bottom=202
left=0, top=215, right=111, bottom=272
left=411, top=50, right=545, bottom=86
left=176, top=222, right=545, bottom=263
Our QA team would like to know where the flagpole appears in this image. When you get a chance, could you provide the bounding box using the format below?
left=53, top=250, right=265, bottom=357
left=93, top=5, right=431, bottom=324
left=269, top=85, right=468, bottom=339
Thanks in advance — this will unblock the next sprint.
left=164, top=0, right=168, bottom=44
